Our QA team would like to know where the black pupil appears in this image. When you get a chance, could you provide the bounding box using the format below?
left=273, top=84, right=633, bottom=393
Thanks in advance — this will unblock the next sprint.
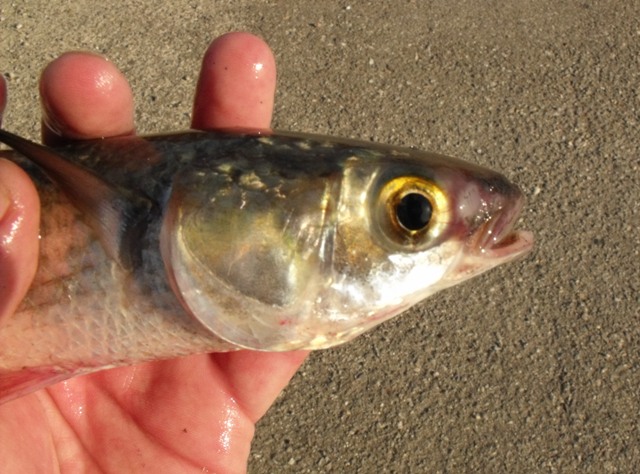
left=395, top=193, right=433, bottom=231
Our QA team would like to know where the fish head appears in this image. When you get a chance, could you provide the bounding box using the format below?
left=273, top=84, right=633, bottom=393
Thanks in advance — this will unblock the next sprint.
left=365, top=150, right=534, bottom=290
left=305, top=147, right=533, bottom=346
left=161, top=137, right=532, bottom=351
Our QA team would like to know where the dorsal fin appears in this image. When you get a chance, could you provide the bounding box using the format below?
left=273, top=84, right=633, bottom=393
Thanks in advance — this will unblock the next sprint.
left=0, top=129, right=154, bottom=269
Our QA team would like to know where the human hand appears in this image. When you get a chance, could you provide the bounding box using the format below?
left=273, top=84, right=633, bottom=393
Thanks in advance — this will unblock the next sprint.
left=0, top=32, right=308, bottom=473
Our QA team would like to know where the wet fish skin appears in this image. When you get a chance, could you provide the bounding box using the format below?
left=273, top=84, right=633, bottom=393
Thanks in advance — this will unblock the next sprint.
left=0, top=131, right=240, bottom=401
left=0, top=129, right=532, bottom=403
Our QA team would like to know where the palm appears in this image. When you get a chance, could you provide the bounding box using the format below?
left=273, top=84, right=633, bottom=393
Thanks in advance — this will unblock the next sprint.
left=1, top=351, right=306, bottom=471
left=0, top=33, right=307, bottom=472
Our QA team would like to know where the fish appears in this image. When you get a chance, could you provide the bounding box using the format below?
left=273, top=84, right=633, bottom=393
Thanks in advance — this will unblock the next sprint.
left=0, top=128, right=533, bottom=403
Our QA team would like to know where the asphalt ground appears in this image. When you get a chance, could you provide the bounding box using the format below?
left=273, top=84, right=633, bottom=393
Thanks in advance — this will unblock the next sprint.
left=1, top=1, right=638, bottom=472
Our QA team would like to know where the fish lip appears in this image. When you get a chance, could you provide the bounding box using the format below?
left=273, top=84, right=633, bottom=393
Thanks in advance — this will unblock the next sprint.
left=480, top=228, right=534, bottom=261
left=472, top=195, right=534, bottom=261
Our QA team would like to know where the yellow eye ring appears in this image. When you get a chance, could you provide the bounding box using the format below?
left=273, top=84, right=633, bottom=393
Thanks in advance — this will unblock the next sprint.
left=377, top=176, right=449, bottom=249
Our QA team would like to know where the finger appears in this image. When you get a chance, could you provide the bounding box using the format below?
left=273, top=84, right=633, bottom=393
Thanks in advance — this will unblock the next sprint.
left=192, top=32, right=276, bottom=130
left=212, top=350, right=309, bottom=423
left=39, top=52, right=134, bottom=144
left=0, top=75, right=40, bottom=323
left=193, top=33, right=305, bottom=422
left=0, top=158, right=40, bottom=323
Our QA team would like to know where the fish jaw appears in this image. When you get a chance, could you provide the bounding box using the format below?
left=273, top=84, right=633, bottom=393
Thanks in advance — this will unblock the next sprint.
left=442, top=177, right=534, bottom=284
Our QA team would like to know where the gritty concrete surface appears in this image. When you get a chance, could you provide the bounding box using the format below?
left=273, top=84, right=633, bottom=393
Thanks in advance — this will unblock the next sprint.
left=1, top=1, right=638, bottom=472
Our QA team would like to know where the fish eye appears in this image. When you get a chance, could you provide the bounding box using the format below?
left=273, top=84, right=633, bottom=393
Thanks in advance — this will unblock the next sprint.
left=395, top=192, right=433, bottom=232
left=377, top=176, right=449, bottom=249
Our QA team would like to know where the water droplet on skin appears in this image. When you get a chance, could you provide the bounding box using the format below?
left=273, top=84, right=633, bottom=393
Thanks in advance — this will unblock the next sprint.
left=1, top=213, right=22, bottom=246
left=216, top=397, right=241, bottom=455
left=253, top=62, right=264, bottom=79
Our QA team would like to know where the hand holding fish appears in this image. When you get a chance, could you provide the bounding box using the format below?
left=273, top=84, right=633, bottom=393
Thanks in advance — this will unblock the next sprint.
left=0, top=32, right=308, bottom=473
left=0, top=25, right=533, bottom=471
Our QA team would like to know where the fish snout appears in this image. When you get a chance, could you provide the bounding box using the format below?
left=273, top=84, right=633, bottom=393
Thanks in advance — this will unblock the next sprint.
left=464, top=175, right=533, bottom=262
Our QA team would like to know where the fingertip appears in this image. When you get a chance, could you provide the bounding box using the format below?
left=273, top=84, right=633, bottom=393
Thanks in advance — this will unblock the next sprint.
left=0, top=159, right=40, bottom=321
left=192, top=32, right=276, bottom=130
left=39, top=52, right=135, bottom=143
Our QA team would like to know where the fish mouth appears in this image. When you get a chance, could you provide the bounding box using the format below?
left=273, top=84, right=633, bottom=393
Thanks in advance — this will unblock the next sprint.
left=472, top=195, right=534, bottom=263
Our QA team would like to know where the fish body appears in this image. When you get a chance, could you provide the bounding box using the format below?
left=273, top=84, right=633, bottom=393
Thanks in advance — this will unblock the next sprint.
left=0, top=129, right=532, bottom=403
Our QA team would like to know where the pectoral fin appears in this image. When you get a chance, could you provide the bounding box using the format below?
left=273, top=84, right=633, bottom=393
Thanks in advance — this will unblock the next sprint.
left=0, top=129, right=153, bottom=269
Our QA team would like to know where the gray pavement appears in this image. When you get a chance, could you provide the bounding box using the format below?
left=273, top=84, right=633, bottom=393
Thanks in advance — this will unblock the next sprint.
left=1, top=1, right=638, bottom=472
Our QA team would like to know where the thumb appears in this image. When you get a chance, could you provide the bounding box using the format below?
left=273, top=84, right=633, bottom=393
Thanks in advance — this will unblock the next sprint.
left=0, top=158, right=40, bottom=323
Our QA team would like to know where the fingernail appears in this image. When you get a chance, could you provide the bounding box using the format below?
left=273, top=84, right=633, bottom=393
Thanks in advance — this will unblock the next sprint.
left=39, top=94, right=75, bottom=146
left=40, top=94, right=65, bottom=137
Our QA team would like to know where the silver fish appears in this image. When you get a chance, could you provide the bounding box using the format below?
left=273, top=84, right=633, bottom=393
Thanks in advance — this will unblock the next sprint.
left=0, top=129, right=533, bottom=403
